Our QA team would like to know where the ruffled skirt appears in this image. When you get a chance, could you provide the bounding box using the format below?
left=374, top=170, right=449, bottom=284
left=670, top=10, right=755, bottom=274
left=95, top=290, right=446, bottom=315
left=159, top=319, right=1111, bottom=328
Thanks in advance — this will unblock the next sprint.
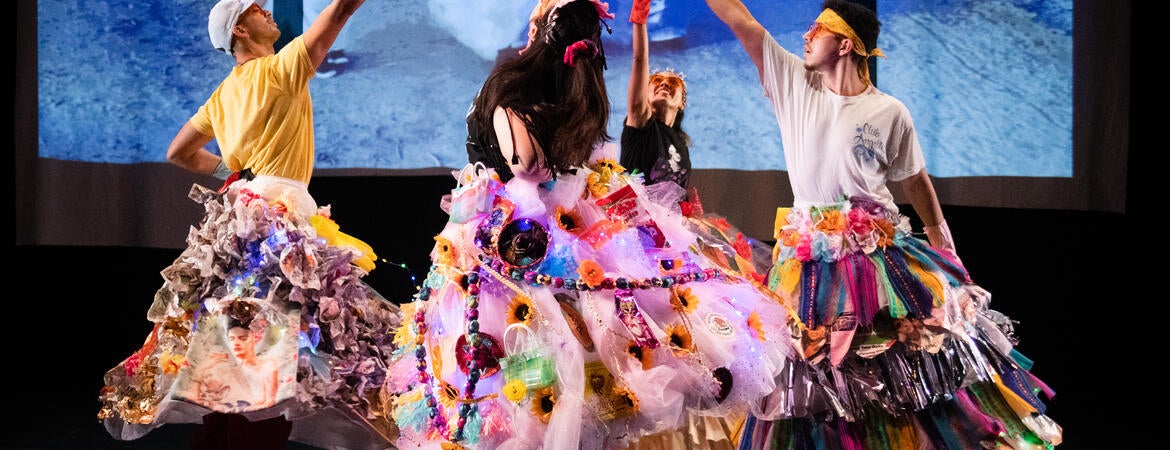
left=97, top=176, right=401, bottom=450
left=385, top=159, right=795, bottom=450
left=741, top=198, right=1062, bottom=449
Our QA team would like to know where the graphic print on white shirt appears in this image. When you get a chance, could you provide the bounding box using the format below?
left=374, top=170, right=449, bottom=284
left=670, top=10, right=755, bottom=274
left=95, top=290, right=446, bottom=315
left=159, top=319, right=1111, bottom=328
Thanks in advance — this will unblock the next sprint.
left=852, top=123, right=883, bottom=164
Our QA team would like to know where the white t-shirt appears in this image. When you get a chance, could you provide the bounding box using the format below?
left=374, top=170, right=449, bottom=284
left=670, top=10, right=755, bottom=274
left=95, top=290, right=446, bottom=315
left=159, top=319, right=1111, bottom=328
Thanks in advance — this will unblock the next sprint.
left=760, top=34, right=924, bottom=212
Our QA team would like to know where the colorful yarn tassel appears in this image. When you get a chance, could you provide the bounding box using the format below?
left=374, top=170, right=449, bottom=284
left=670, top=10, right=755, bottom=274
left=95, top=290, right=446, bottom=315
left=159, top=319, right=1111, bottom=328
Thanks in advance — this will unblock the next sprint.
left=869, top=253, right=907, bottom=319
left=843, top=253, right=879, bottom=326
left=881, top=248, right=934, bottom=319
left=905, top=257, right=945, bottom=308
left=795, top=260, right=839, bottom=328
left=902, top=237, right=970, bottom=284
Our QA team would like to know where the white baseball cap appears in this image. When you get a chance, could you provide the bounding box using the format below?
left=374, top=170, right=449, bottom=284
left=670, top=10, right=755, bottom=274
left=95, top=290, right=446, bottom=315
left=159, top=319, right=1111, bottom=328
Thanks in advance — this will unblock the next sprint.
left=208, top=0, right=260, bottom=56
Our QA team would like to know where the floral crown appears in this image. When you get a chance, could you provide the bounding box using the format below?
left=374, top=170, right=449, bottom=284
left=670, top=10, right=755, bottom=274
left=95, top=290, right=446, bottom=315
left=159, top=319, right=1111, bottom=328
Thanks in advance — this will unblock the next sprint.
left=650, top=67, right=687, bottom=106
left=651, top=67, right=686, bottom=81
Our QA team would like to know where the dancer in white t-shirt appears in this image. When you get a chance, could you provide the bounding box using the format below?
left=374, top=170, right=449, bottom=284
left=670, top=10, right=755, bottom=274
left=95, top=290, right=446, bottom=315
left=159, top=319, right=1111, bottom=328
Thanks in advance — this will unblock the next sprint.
left=704, top=0, right=1063, bottom=448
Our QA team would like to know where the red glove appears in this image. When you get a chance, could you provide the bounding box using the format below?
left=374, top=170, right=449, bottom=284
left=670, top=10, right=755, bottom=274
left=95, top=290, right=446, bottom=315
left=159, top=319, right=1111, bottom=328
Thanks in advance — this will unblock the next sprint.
left=630, top=0, right=652, bottom=24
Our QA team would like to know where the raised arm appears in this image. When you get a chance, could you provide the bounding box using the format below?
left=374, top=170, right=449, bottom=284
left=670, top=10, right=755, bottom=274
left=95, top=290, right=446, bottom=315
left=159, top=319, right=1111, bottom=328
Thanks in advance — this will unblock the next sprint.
left=704, top=0, right=768, bottom=78
left=302, top=0, right=366, bottom=69
left=626, top=0, right=653, bottom=128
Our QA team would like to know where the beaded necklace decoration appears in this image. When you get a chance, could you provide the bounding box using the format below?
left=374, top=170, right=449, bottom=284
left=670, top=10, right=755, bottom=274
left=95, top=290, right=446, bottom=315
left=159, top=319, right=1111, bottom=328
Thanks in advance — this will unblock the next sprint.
left=406, top=207, right=809, bottom=445
left=412, top=268, right=487, bottom=444
left=477, top=254, right=726, bottom=291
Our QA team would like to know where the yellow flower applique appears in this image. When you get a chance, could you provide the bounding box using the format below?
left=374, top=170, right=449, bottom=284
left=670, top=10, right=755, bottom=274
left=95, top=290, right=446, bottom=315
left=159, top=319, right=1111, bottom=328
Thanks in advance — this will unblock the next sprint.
left=555, top=206, right=584, bottom=234
left=433, top=235, right=457, bottom=267
left=503, top=379, right=528, bottom=403
left=586, top=172, right=610, bottom=198
left=506, top=295, right=535, bottom=326
left=665, top=324, right=695, bottom=356
left=628, top=342, right=654, bottom=370
left=531, top=387, right=557, bottom=423
left=815, top=209, right=847, bottom=233
left=670, top=287, right=699, bottom=315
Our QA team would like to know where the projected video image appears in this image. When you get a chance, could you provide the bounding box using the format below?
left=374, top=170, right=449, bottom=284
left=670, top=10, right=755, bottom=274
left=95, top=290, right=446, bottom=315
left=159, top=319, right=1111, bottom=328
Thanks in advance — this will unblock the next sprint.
left=37, top=0, right=1071, bottom=177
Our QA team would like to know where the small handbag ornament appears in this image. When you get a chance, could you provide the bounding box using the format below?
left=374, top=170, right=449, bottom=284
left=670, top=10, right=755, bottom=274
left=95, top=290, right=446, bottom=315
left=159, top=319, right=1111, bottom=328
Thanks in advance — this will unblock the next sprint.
left=444, top=162, right=499, bottom=224
left=500, top=323, right=557, bottom=390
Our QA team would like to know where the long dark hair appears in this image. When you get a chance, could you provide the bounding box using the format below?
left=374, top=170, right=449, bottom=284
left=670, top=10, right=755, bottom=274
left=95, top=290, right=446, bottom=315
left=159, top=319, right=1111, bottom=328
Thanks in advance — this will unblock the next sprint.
left=468, top=0, right=611, bottom=176
left=671, top=107, right=691, bottom=148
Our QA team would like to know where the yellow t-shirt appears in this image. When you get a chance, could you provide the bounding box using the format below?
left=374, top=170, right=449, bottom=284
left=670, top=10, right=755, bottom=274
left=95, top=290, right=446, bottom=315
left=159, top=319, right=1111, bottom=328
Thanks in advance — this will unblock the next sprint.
left=190, top=36, right=316, bottom=184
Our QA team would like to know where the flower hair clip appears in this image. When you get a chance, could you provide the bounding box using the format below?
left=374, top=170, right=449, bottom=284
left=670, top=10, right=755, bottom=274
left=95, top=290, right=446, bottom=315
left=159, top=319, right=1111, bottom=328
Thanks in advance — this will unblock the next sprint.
left=563, top=39, right=598, bottom=66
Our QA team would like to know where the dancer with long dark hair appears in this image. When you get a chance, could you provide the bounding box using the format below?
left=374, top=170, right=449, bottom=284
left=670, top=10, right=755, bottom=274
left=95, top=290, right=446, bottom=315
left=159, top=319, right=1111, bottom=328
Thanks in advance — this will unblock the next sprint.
left=384, top=1, right=795, bottom=448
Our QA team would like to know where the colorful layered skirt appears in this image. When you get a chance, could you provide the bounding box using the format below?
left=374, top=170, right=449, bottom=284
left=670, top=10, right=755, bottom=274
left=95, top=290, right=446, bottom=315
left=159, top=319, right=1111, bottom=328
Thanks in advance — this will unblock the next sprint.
left=98, top=176, right=401, bottom=450
left=385, top=156, right=796, bottom=450
left=740, top=198, right=1062, bottom=450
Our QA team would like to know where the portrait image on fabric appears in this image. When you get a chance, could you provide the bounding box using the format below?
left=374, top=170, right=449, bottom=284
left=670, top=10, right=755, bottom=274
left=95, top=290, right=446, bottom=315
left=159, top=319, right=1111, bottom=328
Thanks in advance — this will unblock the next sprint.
left=172, top=298, right=298, bottom=413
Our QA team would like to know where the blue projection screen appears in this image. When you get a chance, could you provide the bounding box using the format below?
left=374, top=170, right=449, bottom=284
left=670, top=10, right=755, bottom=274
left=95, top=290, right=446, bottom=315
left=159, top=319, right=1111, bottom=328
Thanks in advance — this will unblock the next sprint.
left=37, top=0, right=1072, bottom=177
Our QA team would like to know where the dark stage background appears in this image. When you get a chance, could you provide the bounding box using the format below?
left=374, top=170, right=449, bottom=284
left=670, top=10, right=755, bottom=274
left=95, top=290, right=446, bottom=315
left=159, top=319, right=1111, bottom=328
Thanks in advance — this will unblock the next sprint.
left=10, top=1, right=1147, bottom=449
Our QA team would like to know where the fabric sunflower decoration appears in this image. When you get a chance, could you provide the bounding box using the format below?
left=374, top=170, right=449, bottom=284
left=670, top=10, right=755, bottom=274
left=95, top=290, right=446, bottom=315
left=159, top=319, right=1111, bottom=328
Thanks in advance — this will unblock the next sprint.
left=591, top=158, right=626, bottom=177
left=670, top=286, right=699, bottom=315
left=627, top=342, right=654, bottom=370
left=432, top=235, right=457, bottom=267
left=554, top=206, right=584, bottom=234
left=664, top=324, right=695, bottom=356
left=437, top=380, right=460, bottom=411
left=530, top=387, right=557, bottom=423
left=506, top=295, right=535, bottom=326
left=611, top=386, right=639, bottom=416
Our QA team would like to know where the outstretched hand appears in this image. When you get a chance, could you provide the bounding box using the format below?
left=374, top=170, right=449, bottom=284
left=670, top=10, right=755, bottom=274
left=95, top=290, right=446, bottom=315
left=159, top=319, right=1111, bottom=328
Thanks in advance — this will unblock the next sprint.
left=630, top=0, right=652, bottom=24
left=924, top=220, right=961, bottom=262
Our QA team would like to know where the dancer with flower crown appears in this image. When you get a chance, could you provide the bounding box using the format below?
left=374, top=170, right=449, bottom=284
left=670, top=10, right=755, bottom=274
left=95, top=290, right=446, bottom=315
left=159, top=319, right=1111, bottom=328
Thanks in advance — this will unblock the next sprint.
left=383, top=1, right=796, bottom=448
left=619, top=0, right=772, bottom=448
left=703, top=0, right=1062, bottom=448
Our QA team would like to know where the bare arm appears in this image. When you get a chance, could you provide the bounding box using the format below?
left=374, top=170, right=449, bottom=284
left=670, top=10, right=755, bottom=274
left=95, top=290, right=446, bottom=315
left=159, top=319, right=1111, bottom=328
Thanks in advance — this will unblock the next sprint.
left=897, top=169, right=943, bottom=227
left=262, top=365, right=279, bottom=407
left=626, top=14, right=652, bottom=127
left=166, top=122, right=220, bottom=176
left=705, top=0, right=768, bottom=79
left=493, top=106, right=551, bottom=183
left=302, top=0, right=365, bottom=69
left=896, top=168, right=958, bottom=255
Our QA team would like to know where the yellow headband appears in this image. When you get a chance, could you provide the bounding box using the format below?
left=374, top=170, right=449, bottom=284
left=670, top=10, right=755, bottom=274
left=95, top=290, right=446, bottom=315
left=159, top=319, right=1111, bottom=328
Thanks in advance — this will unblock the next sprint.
left=815, top=8, right=886, bottom=85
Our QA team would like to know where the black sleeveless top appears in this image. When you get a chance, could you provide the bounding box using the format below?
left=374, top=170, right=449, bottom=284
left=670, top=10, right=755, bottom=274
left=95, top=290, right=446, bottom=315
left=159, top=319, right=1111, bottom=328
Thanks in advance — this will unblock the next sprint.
left=620, top=116, right=691, bottom=189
